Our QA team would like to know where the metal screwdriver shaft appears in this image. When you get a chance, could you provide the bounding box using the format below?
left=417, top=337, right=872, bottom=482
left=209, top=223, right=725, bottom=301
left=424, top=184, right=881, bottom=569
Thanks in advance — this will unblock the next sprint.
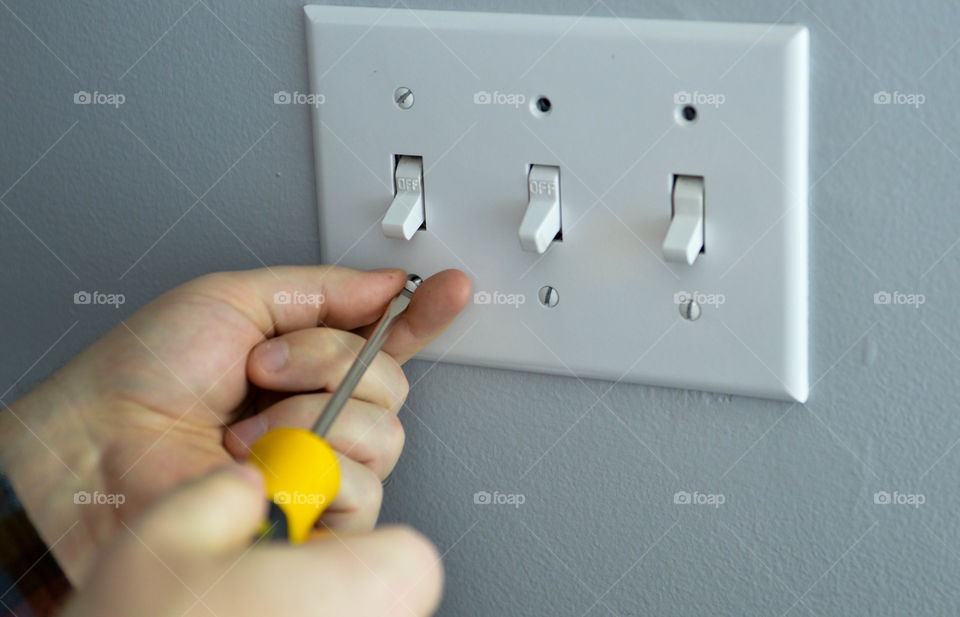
left=311, top=274, right=422, bottom=437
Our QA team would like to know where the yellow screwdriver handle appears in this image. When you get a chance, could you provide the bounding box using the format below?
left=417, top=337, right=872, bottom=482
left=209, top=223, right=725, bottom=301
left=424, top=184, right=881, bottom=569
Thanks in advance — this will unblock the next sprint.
left=248, top=427, right=340, bottom=544
left=246, top=277, right=422, bottom=543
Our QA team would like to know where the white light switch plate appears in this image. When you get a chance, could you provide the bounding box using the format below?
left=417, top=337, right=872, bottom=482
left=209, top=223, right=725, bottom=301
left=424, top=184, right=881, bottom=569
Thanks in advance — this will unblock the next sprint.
left=305, top=6, right=809, bottom=402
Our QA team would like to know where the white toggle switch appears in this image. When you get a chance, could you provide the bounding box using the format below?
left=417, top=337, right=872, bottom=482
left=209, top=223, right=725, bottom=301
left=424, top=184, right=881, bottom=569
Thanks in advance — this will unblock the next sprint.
left=663, top=175, right=704, bottom=265
left=382, top=155, right=424, bottom=240
left=520, top=165, right=561, bottom=254
left=309, top=7, right=810, bottom=402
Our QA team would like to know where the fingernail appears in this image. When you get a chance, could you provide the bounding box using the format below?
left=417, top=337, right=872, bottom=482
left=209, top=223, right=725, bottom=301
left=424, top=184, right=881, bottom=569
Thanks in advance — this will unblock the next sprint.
left=254, top=339, right=288, bottom=372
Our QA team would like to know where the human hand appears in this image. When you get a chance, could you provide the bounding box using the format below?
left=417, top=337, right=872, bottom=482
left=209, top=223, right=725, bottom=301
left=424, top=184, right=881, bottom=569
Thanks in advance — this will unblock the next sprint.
left=60, top=465, right=444, bottom=617
left=0, top=266, right=470, bottom=583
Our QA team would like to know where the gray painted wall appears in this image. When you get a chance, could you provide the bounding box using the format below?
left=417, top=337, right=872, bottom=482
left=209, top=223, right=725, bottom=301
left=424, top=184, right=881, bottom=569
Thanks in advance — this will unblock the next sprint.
left=2, top=1, right=958, bottom=615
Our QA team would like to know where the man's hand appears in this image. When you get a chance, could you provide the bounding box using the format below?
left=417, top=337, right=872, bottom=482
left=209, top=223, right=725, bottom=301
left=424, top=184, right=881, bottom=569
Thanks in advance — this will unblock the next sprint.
left=61, top=465, right=444, bottom=617
left=0, top=266, right=470, bottom=583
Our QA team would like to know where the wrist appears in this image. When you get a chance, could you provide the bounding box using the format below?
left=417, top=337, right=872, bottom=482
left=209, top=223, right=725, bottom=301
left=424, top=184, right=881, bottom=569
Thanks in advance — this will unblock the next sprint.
left=1, top=369, right=102, bottom=583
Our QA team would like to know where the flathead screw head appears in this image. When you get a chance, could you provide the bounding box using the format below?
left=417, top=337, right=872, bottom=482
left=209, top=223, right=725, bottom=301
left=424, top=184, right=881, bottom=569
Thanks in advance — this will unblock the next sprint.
left=538, top=285, right=559, bottom=308
left=679, top=299, right=701, bottom=321
left=394, top=87, right=414, bottom=109
left=405, top=273, right=422, bottom=293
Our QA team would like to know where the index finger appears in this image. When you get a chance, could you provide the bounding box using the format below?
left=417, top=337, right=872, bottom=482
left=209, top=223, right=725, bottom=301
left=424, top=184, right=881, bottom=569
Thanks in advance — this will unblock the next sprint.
left=355, top=268, right=472, bottom=364
left=180, top=265, right=409, bottom=336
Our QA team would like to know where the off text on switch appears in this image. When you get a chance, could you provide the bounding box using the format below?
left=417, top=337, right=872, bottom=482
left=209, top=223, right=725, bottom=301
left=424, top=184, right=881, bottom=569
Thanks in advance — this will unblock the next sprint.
left=382, top=155, right=425, bottom=240
left=519, top=164, right=562, bottom=254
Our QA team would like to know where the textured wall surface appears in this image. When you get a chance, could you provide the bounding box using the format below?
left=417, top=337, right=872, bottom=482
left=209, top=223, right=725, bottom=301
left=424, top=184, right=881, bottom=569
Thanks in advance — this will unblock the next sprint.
left=2, top=1, right=959, bottom=615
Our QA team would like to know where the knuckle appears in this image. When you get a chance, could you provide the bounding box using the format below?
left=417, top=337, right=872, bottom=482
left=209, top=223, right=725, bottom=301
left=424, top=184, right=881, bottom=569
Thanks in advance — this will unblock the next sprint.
left=384, top=412, right=405, bottom=462
left=319, top=330, right=346, bottom=362
left=365, top=410, right=405, bottom=476
left=188, top=270, right=233, bottom=290
left=383, top=355, right=409, bottom=411
left=357, top=466, right=383, bottom=514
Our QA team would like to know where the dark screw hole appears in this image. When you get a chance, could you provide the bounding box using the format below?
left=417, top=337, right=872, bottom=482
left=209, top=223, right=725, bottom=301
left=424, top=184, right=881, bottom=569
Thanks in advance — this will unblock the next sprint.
left=682, top=105, right=697, bottom=122
left=536, top=96, right=551, bottom=114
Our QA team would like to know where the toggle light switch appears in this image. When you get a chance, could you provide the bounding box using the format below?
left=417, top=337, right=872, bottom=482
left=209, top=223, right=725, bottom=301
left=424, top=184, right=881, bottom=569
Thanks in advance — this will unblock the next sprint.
left=663, top=175, right=704, bottom=265
left=382, top=155, right=424, bottom=240
left=520, top=164, right=561, bottom=254
left=308, top=6, right=810, bottom=402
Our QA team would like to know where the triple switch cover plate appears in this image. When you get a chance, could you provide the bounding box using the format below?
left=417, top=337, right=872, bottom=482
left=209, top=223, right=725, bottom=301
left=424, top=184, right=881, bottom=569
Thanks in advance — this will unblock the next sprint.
left=305, top=6, right=809, bottom=402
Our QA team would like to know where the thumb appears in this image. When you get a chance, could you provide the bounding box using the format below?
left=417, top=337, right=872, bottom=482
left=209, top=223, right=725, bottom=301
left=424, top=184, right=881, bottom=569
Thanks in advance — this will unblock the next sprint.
left=134, top=464, right=266, bottom=556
